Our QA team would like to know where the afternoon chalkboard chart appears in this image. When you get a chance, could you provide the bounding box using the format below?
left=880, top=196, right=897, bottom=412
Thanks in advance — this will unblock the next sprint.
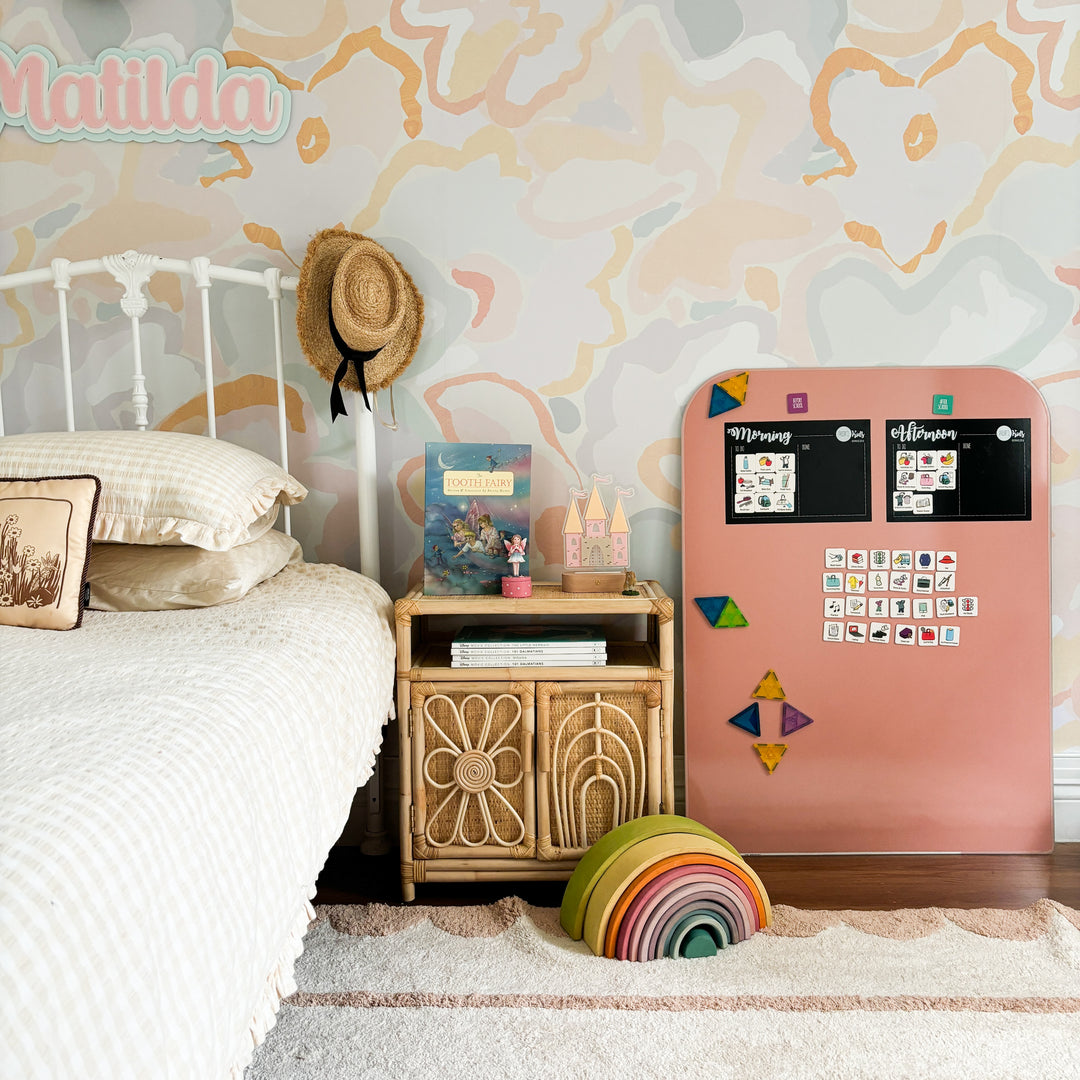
left=885, top=418, right=1032, bottom=522
left=724, top=419, right=872, bottom=524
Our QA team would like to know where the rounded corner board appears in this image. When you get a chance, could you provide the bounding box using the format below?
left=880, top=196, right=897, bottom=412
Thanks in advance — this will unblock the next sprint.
left=682, top=366, right=1052, bottom=855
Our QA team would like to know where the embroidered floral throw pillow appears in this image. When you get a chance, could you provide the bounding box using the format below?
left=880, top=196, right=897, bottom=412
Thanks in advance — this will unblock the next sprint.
left=0, top=475, right=101, bottom=630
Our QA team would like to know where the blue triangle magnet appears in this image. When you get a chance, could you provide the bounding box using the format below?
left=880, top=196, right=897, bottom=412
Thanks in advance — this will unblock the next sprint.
left=695, top=596, right=728, bottom=625
left=728, top=702, right=760, bottom=736
left=781, top=702, right=815, bottom=736
left=709, top=384, right=741, bottom=417
left=708, top=372, right=749, bottom=417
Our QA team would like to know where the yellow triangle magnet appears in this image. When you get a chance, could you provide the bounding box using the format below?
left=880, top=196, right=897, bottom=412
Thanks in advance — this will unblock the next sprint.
left=718, top=371, right=749, bottom=405
left=751, top=669, right=785, bottom=700
left=754, top=743, right=788, bottom=774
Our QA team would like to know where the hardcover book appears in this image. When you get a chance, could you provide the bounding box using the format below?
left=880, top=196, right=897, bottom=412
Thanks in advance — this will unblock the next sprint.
left=451, top=624, right=607, bottom=666
left=452, top=645, right=607, bottom=657
left=453, top=624, right=605, bottom=646
left=424, top=442, right=531, bottom=595
left=450, top=656, right=607, bottom=668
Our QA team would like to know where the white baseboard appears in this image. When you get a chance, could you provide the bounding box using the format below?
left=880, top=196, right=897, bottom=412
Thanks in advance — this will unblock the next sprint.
left=1055, top=752, right=1080, bottom=842
left=675, top=754, right=1080, bottom=844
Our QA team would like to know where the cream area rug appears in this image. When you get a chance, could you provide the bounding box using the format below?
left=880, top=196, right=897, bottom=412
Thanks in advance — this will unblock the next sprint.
left=245, top=897, right=1080, bottom=1080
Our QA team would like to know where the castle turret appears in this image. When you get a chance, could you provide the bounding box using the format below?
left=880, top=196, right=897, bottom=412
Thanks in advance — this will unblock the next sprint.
left=584, top=484, right=608, bottom=539
left=609, top=495, right=630, bottom=567
left=562, top=495, right=584, bottom=568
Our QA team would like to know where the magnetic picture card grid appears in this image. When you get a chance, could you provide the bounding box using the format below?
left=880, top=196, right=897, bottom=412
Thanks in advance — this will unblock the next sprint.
left=819, top=542, right=976, bottom=647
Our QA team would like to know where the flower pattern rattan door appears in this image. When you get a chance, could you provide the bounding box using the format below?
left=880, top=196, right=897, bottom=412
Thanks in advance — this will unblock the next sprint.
left=410, top=682, right=535, bottom=860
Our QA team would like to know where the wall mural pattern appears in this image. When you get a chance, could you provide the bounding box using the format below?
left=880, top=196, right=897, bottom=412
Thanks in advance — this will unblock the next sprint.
left=2, top=0, right=1079, bottom=753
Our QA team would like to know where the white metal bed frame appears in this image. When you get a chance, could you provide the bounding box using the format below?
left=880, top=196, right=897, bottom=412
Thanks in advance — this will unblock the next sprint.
left=0, top=249, right=382, bottom=579
left=0, top=248, right=389, bottom=851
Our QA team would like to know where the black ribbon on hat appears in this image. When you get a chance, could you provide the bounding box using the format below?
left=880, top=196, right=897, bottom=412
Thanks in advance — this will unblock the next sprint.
left=327, top=296, right=383, bottom=421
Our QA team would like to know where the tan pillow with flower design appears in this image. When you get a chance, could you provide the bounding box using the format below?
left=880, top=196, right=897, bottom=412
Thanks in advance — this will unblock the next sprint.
left=0, top=475, right=100, bottom=630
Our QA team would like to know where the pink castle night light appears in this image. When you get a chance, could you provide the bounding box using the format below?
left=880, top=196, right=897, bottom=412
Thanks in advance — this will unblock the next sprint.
left=562, top=477, right=632, bottom=569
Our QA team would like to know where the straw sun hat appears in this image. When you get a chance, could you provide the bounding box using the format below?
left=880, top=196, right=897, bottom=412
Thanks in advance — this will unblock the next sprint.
left=296, top=228, right=424, bottom=420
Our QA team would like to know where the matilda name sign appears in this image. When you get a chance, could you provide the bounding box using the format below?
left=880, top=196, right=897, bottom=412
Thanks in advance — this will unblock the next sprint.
left=0, top=44, right=291, bottom=143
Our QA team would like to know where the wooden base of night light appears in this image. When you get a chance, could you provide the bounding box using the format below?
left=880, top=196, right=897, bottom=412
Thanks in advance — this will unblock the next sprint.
left=501, top=575, right=532, bottom=597
left=561, top=570, right=626, bottom=593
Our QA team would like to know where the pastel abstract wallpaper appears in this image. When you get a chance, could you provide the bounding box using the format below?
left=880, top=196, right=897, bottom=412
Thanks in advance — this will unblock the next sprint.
left=1, top=0, right=1079, bottom=755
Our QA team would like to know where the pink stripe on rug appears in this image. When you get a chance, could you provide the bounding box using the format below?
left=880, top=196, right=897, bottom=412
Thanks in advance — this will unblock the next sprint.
left=288, top=991, right=1080, bottom=1014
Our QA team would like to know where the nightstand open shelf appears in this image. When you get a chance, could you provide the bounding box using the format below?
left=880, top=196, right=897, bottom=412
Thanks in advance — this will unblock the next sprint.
left=394, top=580, right=675, bottom=901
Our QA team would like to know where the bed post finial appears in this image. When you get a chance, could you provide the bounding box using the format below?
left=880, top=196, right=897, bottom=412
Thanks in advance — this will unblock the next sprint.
left=103, top=250, right=156, bottom=319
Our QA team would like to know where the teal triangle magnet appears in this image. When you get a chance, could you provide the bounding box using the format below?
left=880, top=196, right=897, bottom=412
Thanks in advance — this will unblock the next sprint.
left=695, top=595, right=749, bottom=627
left=728, top=702, right=760, bottom=736
left=781, top=702, right=815, bottom=736
left=695, top=595, right=727, bottom=624
left=708, top=384, right=741, bottom=417
left=708, top=372, right=749, bottom=417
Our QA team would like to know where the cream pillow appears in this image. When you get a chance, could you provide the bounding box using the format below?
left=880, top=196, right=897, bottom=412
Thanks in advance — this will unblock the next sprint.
left=0, top=430, right=306, bottom=550
left=87, top=528, right=303, bottom=611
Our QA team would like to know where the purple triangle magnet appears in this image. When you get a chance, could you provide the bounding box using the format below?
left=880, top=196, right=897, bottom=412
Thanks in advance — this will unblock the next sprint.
left=780, top=702, right=815, bottom=736
left=727, top=702, right=760, bottom=736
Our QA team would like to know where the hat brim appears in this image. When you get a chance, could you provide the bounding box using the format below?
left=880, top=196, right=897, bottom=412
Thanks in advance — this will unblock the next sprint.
left=295, top=228, right=423, bottom=394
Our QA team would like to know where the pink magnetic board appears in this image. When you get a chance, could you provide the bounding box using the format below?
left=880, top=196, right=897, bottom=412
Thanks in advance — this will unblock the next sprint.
left=682, top=367, right=1052, bottom=854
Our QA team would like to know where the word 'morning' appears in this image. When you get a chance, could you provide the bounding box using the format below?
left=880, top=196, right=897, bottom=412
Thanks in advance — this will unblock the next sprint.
left=0, top=44, right=291, bottom=143
left=727, top=426, right=793, bottom=446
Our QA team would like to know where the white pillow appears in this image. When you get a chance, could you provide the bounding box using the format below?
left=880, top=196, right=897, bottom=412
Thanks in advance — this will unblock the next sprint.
left=0, top=431, right=306, bottom=550
left=87, top=529, right=303, bottom=611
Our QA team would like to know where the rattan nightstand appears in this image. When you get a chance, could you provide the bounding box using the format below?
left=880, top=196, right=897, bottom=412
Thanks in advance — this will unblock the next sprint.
left=393, top=581, right=675, bottom=901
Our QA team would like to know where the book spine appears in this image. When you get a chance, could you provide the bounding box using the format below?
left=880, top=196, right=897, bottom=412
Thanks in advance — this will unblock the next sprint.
left=451, top=647, right=607, bottom=658
left=449, top=648, right=609, bottom=656
left=451, top=658, right=608, bottom=668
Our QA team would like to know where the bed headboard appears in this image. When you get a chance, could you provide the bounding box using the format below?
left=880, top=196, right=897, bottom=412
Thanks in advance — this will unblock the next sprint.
left=0, top=250, right=381, bottom=580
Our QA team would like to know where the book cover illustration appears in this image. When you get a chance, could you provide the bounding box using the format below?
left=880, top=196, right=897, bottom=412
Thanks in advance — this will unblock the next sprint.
left=424, top=442, right=531, bottom=595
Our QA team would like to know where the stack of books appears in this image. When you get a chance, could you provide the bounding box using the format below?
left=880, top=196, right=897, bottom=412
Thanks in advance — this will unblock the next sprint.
left=451, top=624, right=607, bottom=667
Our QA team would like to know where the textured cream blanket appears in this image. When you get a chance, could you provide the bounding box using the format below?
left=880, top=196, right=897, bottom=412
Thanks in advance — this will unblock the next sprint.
left=0, top=563, right=396, bottom=1080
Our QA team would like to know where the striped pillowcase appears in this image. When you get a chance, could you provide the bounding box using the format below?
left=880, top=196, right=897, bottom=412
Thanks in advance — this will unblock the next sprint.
left=0, top=431, right=306, bottom=550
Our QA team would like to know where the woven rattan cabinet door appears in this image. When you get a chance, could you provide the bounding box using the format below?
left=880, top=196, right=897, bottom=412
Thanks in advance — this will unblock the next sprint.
left=411, top=682, right=535, bottom=860
left=535, top=681, right=662, bottom=861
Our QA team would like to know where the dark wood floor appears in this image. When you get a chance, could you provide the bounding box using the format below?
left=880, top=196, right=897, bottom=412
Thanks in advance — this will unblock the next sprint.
left=316, top=844, right=1080, bottom=911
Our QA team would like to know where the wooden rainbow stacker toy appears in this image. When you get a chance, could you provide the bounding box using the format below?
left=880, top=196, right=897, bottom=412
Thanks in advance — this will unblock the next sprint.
left=560, top=815, right=771, bottom=960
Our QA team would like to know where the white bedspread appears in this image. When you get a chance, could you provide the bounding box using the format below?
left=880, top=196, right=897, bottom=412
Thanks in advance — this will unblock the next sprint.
left=0, top=563, right=395, bottom=1080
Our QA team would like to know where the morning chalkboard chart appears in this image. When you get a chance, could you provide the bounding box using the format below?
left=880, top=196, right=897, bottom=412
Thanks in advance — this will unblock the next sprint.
left=726, top=419, right=871, bottom=523
left=683, top=367, right=1052, bottom=856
